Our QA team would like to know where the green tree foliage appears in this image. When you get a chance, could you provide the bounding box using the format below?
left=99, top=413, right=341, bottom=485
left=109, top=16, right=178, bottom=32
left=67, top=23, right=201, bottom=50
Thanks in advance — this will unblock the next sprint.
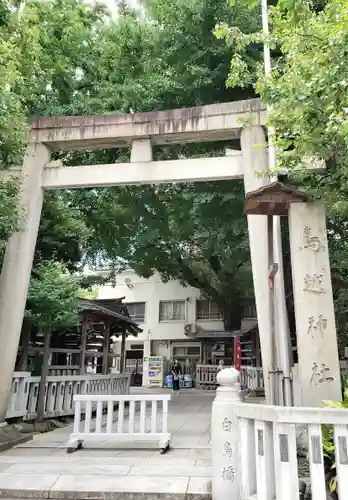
left=216, top=0, right=348, bottom=208
left=258, top=0, right=348, bottom=219
left=0, top=178, right=20, bottom=257
left=25, top=259, right=81, bottom=421
left=26, top=260, right=80, bottom=331
left=76, top=180, right=253, bottom=324
left=25, top=0, right=260, bottom=117
left=0, top=0, right=104, bottom=254
left=35, top=192, right=91, bottom=271
left=37, top=0, right=260, bottom=323
left=0, top=0, right=263, bottom=326
left=0, top=0, right=30, bottom=166
left=23, top=0, right=107, bottom=117
left=217, top=0, right=348, bottom=343
left=0, top=1, right=30, bottom=249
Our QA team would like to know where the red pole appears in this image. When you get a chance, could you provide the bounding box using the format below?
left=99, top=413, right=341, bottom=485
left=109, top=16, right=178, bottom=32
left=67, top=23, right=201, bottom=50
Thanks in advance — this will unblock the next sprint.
left=234, top=336, right=242, bottom=372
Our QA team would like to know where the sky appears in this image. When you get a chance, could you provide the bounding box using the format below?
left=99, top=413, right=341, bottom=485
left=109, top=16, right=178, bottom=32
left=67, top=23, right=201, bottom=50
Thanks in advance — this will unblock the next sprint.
left=104, top=0, right=139, bottom=15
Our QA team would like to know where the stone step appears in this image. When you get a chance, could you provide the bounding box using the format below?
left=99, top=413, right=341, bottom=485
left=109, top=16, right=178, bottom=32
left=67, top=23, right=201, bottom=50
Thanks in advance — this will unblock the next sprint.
left=14, top=440, right=211, bottom=450
left=0, top=462, right=212, bottom=477
left=0, top=455, right=212, bottom=499
left=0, top=472, right=211, bottom=500
left=0, top=450, right=211, bottom=464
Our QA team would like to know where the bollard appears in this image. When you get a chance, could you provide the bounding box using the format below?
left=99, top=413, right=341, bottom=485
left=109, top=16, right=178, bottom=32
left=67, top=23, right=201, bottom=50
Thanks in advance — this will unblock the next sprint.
left=212, top=367, right=243, bottom=500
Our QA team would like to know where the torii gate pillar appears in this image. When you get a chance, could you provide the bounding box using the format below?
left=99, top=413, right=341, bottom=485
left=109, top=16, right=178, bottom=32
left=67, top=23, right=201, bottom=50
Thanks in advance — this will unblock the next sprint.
left=241, top=125, right=273, bottom=402
left=0, top=144, right=50, bottom=422
left=289, top=202, right=341, bottom=406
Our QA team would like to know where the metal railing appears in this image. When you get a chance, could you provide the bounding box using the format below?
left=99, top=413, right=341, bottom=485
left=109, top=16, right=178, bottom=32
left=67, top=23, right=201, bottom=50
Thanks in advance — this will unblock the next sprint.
left=196, top=364, right=264, bottom=391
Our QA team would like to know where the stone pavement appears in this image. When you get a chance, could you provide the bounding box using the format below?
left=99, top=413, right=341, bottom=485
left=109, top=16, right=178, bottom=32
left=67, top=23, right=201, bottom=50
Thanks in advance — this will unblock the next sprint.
left=0, top=388, right=215, bottom=499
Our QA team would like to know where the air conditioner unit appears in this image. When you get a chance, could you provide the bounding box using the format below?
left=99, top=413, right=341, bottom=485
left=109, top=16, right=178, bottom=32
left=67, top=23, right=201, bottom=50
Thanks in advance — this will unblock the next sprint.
left=124, top=277, right=134, bottom=289
left=184, top=323, right=196, bottom=336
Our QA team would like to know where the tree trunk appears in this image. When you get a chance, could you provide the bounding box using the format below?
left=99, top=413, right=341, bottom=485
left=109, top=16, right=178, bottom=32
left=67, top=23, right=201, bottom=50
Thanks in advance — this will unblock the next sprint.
left=103, top=323, right=110, bottom=375
left=79, top=320, right=88, bottom=374
left=37, top=328, right=51, bottom=422
left=120, top=331, right=126, bottom=373
left=19, top=321, right=31, bottom=371
left=222, top=299, right=243, bottom=331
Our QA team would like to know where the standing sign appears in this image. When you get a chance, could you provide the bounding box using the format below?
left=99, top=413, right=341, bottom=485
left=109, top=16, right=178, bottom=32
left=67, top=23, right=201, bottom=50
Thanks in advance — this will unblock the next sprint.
left=234, top=337, right=242, bottom=372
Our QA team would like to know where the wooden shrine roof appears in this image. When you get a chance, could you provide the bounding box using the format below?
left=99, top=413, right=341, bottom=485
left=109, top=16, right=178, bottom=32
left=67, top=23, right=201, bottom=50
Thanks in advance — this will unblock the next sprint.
left=244, top=181, right=311, bottom=216
left=78, top=298, right=142, bottom=336
left=93, top=298, right=127, bottom=315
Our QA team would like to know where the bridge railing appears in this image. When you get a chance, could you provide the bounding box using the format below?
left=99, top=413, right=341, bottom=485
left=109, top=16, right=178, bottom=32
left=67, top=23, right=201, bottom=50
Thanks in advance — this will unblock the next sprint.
left=234, top=402, right=348, bottom=500
left=6, top=372, right=130, bottom=421
left=212, top=367, right=348, bottom=500
left=6, top=371, right=32, bottom=419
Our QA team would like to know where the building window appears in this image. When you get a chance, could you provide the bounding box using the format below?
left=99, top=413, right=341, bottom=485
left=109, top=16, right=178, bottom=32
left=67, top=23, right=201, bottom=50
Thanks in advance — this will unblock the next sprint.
left=196, top=300, right=222, bottom=320
left=126, top=302, right=146, bottom=323
left=187, top=345, right=201, bottom=356
left=172, top=345, right=201, bottom=358
left=159, top=300, right=186, bottom=321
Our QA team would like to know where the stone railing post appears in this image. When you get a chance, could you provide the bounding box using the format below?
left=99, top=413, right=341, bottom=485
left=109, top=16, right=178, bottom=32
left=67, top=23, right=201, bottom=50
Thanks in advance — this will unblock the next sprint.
left=212, top=367, right=243, bottom=500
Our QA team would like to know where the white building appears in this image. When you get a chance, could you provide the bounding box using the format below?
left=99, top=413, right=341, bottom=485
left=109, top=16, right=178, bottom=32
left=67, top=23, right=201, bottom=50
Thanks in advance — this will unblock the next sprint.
left=96, top=269, right=258, bottom=384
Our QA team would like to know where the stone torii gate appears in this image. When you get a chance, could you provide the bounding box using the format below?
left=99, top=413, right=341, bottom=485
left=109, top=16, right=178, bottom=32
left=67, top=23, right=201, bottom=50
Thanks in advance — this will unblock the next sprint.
left=0, top=98, right=341, bottom=423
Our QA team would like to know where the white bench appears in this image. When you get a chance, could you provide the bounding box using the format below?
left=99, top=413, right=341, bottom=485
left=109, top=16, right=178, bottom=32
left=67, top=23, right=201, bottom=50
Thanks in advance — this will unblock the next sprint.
left=67, top=393, right=171, bottom=454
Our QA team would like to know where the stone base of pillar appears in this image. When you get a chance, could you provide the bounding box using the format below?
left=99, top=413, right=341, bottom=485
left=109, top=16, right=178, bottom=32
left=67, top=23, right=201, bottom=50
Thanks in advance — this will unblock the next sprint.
left=212, top=368, right=243, bottom=500
left=0, top=422, right=32, bottom=452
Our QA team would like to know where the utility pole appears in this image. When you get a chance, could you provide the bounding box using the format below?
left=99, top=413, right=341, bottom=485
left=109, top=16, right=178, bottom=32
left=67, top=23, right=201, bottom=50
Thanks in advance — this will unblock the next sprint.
left=260, top=0, right=293, bottom=406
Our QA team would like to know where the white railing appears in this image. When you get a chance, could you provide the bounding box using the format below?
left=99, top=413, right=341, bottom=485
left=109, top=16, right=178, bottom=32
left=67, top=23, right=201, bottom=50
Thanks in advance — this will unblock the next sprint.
left=6, top=372, right=130, bottom=421
left=67, top=393, right=171, bottom=454
left=6, top=371, right=32, bottom=419
left=240, top=366, right=264, bottom=392
left=212, top=367, right=348, bottom=500
left=196, top=364, right=264, bottom=391
left=196, top=364, right=221, bottom=388
left=234, top=403, right=348, bottom=500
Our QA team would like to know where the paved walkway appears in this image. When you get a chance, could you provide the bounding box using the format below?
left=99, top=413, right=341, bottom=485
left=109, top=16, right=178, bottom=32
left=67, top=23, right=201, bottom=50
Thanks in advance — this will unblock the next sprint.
left=0, top=389, right=215, bottom=499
